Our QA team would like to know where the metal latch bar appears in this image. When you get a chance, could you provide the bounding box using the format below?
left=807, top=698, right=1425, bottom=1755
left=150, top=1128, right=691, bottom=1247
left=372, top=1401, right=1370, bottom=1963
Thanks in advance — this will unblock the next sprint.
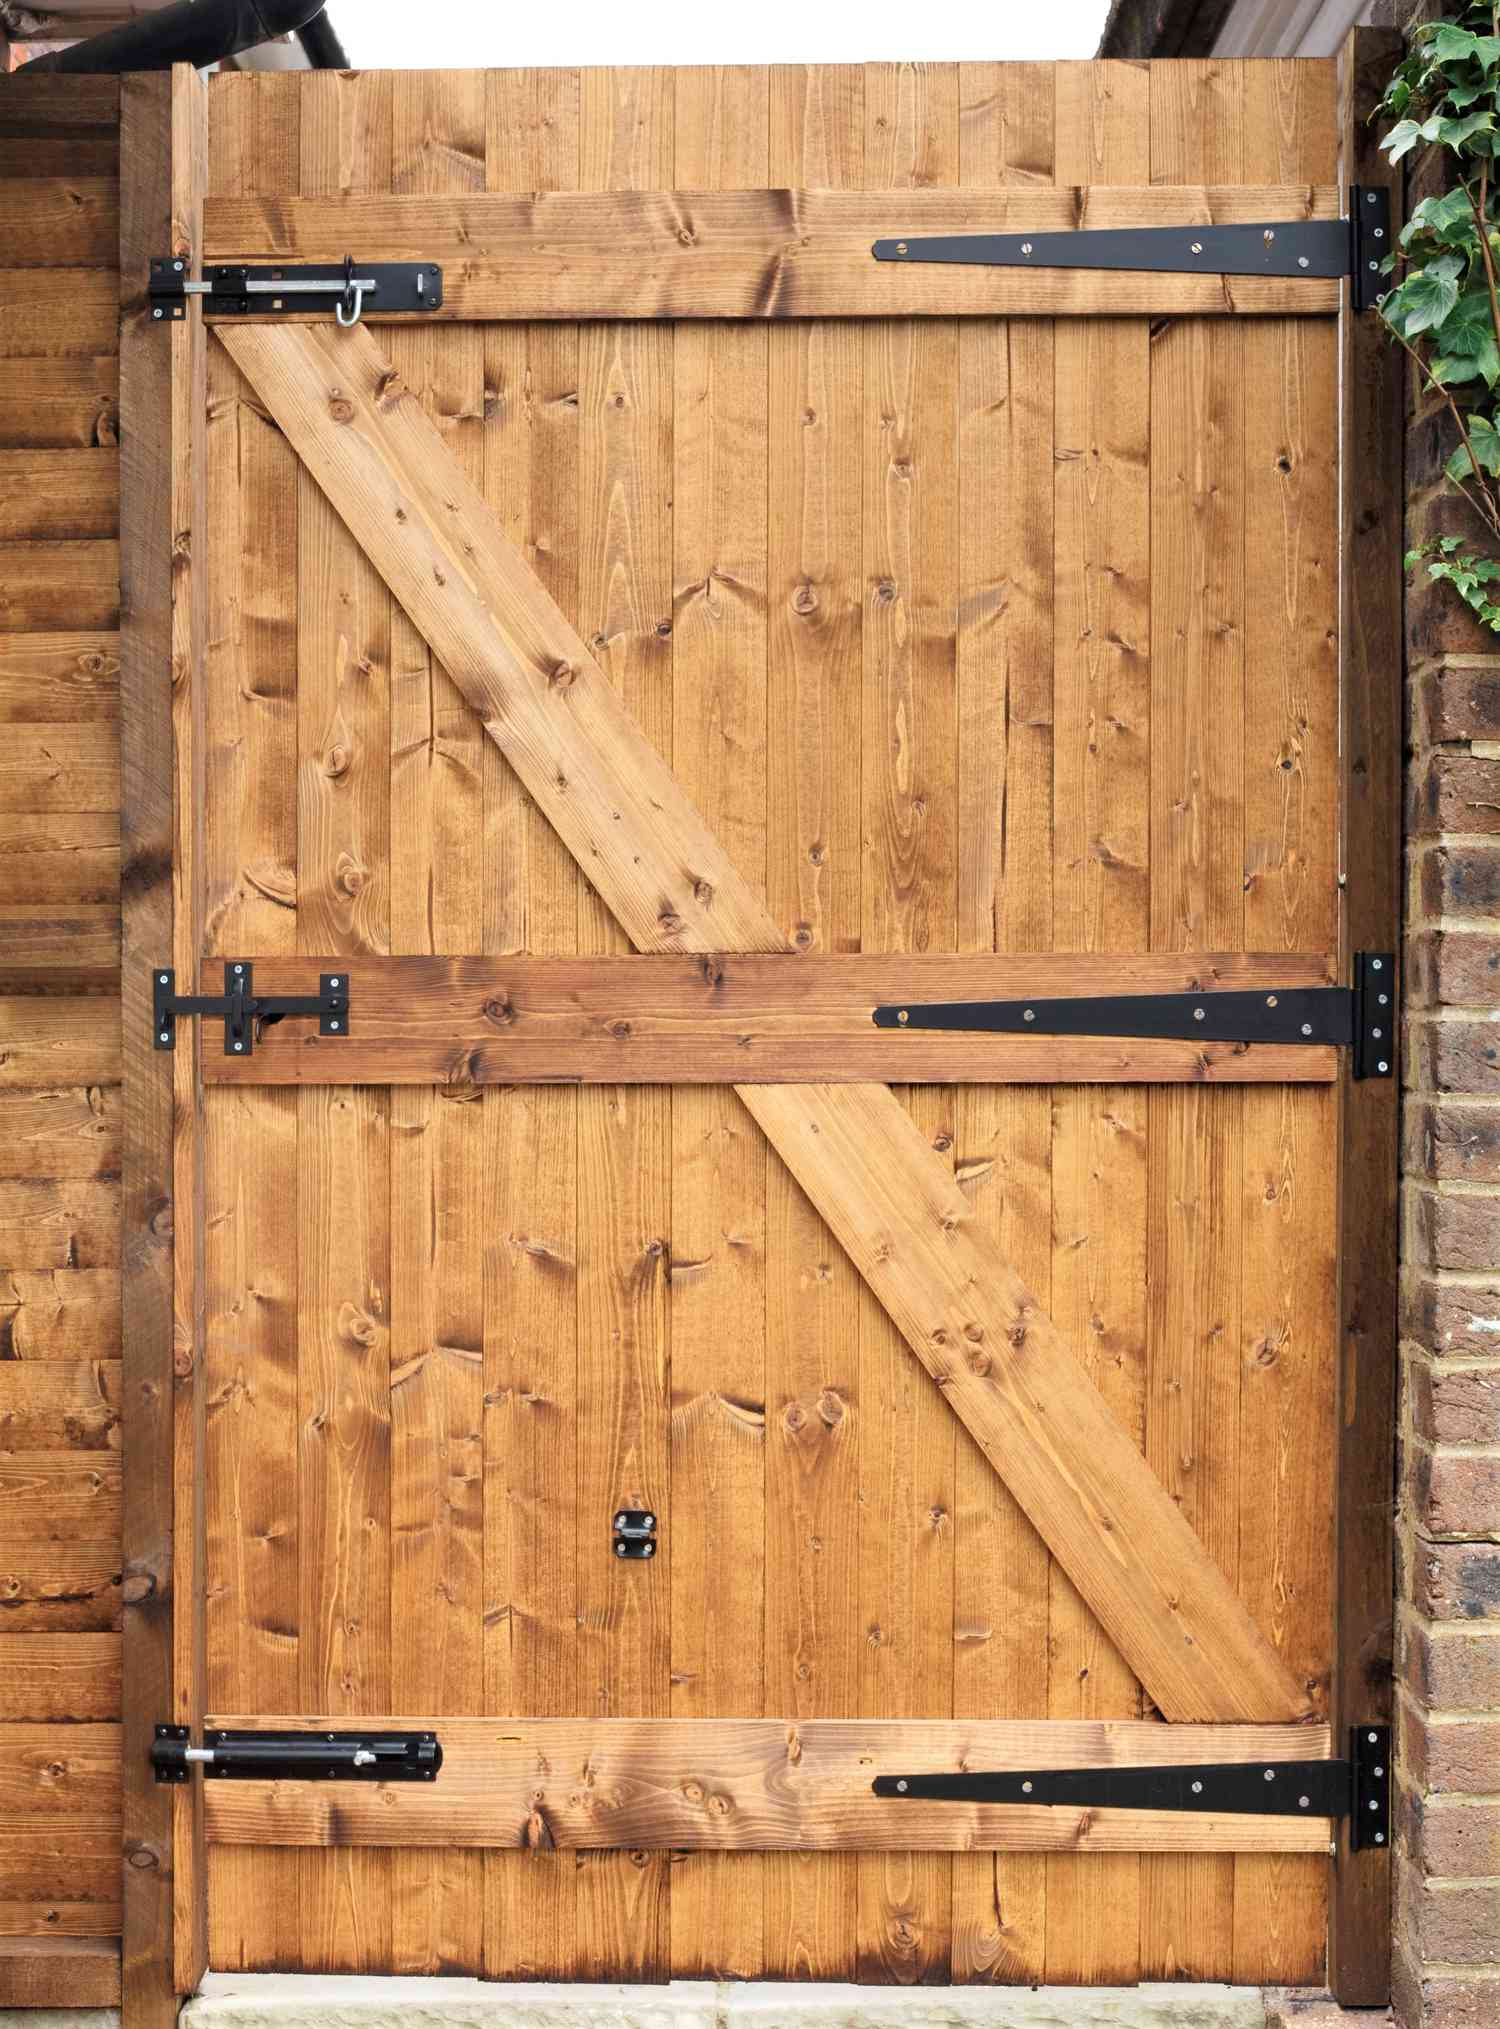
left=874, top=1724, right=1389, bottom=1850
left=149, top=254, right=443, bottom=326
left=872, top=953, right=1394, bottom=1079
left=873, top=184, right=1390, bottom=311
left=153, top=962, right=349, bottom=1057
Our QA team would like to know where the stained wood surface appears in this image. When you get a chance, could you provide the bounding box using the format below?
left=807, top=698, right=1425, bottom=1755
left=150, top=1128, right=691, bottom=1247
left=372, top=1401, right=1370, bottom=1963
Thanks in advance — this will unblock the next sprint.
left=0, top=1937, right=121, bottom=2007
left=200, top=62, right=1344, bottom=1988
left=203, top=952, right=1338, bottom=1088
left=203, top=184, right=1345, bottom=318
left=200, top=1717, right=1335, bottom=1855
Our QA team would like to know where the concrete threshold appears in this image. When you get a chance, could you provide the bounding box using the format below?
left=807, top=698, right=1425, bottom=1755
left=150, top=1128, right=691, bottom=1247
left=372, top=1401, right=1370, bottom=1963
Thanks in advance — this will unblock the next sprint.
left=171, top=1975, right=1273, bottom=2029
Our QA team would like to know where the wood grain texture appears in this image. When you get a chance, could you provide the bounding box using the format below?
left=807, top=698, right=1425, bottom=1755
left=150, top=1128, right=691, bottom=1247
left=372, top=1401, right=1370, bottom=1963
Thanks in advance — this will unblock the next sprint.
left=0, top=723, right=119, bottom=810
left=0, top=269, right=118, bottom=358
left=0, top=542, right=119, bottom=633
left=0, top=178, right=118, bottom=269
left=0, top=450, right=117, bottom=539
left=203, top=184, right=1345, bottom=318
left=1329, top=27, right=1403, bottom=2008
left=0, top=997, right=119, bottom=1087
left=0, top=1937, right=120, bottom=2007
left=199, top=1715, right=1335, bottom=1855
left=0, top=357, right=118, bottom=449
left=0, top=1266, right=120, bottom=1359
left=222, top=309, right=1312, bottom=1732
left=0, top=636, right=119, bottom=722
left=0, top=1634, right=121, bottom=1720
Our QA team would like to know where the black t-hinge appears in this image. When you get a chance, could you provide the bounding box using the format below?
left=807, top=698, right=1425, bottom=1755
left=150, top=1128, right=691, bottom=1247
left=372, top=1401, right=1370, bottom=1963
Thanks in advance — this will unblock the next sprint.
left=873, top=185, right=1390, bottom=311
left=873, top=952, right=1394, bottom=1079
left=153, top=962, right=349, bottom=1057
left=874, top=1724, right=1389, bottom=1850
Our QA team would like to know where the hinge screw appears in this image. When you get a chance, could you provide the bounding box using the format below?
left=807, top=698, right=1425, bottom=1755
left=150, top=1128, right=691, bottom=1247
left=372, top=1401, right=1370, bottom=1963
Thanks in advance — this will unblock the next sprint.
left=1299, top=1795, right=1310, bottom=1808
left=1193, top=1007, right=1205, bottom=1021
left=896, top=1779, right=908, bottom=1792
left=233, top=1041, right=244, bottom=1052
left=1191, top=242, right=1203, bottom=255
left=1378, top=1061, right=1389, bottom=1074
left=1021, top=242, right=1033, bottom=256
left=1299, top=256, right=1310, bottom=269
left=1301, top=1023, right=1313, bottom=1036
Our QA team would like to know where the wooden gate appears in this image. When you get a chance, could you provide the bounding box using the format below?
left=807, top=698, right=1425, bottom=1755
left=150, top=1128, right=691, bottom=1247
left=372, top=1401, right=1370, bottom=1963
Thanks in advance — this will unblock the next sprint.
left=117, top=40, right=1403, bottom=2022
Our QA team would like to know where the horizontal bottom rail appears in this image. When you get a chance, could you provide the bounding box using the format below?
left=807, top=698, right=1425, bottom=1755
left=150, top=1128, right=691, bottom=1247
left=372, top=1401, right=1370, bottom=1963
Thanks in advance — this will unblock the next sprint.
left=196, top=950, right=1340, bottom=1086
left=199, top=1717, right=1336, bottom=1854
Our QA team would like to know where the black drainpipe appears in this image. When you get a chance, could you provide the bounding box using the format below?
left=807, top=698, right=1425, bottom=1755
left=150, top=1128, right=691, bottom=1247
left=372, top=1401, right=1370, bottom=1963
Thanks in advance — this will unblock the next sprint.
left=18, top=0, right=340, bottom=72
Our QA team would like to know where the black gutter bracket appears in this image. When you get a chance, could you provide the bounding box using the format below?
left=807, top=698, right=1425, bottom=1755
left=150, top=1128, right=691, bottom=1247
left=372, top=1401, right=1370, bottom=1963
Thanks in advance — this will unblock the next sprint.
left=874, top=184, right=1390, bottom=311
left=873, top=952, right=1394, bottom=1079
left=153, top=962, right=349, bottom=1058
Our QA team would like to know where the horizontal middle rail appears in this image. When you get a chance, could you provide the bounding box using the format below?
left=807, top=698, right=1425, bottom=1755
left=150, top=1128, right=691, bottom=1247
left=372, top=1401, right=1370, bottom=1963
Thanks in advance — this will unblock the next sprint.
left=202, top=185, right=1344, bottom=319
left=198, top=951, right=1339, bottom=1086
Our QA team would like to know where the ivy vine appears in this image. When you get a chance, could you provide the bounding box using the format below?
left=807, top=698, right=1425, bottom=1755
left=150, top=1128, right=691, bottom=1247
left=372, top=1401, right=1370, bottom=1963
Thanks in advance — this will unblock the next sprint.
left=1379, top=6, right=1500, bottom=631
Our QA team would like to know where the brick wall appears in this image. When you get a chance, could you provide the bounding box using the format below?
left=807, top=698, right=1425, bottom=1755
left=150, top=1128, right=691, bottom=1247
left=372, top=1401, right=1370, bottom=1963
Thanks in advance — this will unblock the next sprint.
left=1387, top=6, right=1500, bottom=2009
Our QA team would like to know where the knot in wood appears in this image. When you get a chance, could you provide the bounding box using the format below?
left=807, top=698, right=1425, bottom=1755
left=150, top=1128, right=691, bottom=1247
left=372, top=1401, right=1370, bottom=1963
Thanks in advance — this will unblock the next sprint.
left=327, top=394, right=356, bottom=425
left=792, top=580, right=818, bottom=617
left=482, top=996, right=515, bottom=1028
left=609, top=1020, right=632, bottom=1041
left=548, top=659, right=577, bottom=691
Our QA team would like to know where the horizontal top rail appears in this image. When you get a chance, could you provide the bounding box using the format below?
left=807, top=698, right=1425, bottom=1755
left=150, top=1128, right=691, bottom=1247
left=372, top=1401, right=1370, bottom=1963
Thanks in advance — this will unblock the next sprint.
left=202, top=184, right=1346, bottom=319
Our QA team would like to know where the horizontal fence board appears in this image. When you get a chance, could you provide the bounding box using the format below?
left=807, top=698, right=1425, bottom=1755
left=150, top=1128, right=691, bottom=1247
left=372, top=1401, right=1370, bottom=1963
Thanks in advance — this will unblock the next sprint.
left=0, top=997, right=121, bottom=1088
left=0, top=1899, right=122, bottom=1937
left=0, top=1267, right=121, bottom=1360
left=0, top=811, right=120, bottom=904
left=0, top=1936, right=121, bottom=2007
left=0, top=1358, right=121, bottom=1447
left=0, top=904, right=120, bottom=993
left=0, top=1086, right=119, bottom=1178
left=203, top=185, right=1345, bottom=318
left=0, top=721, right=120, bottom=805
left=0, top=1176, right=120, bottom=1271
left=0, top=270, right=118, bottom=359
left=0, top=547, right=120, bottom=634
left=0, top=1538, right=121, bottom=1630
left=0, top=1632, right=121, bottom=1719
left=202, top=1717, right=1336, bottom=1855
left=0, top=450, right=118, bottom=539
left=0, top=1723, right=121, bottom=1823
left=0, top=180, right=119, bottom=269
left=0, top=75, right=121, bottom=138
left=0, top=359, right=118, bottom=449
left=0, top=1451, right=121, bottom=1537
left=0, top=633, right=120, bottom=721
left=203, top=950, right=1340, bottom=1087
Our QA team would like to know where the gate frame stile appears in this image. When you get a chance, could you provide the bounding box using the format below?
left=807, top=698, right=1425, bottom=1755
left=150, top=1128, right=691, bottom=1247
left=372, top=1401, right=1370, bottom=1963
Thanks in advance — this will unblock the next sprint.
left=118, top=62, right=208, bottom=2026
left=1330, top=25, right=1404, bottom=2008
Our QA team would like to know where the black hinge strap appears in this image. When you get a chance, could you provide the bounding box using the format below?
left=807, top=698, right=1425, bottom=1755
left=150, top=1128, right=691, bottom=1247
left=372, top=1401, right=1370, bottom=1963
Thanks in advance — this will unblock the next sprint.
left=873, top=185, right=1389, bottom=311
left=873, top=953, right=1394, bottom=1079
left=874, top=1726, right=1389, bottom=1850
left=153, top=962, right=349, bottom=1057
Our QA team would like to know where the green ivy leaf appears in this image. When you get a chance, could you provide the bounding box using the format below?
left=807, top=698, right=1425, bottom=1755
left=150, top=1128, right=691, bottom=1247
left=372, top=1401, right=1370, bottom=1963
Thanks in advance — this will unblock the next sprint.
left=1391, top=253, right=1465, bottom=335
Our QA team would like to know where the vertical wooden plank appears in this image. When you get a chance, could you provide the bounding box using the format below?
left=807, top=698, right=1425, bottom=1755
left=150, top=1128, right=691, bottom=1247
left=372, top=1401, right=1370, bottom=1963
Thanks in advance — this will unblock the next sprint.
left=387, top=70, right=488, bottom=1982
left=481, top=63, right=585, bottom=1982
left=201, top=70, right=303, bottom=1974
left=1232, top=56, right=1340, bottom=1988
left=670, top=63, right=770, bottom=1981
left=763, top=61, right=862, bottom=1982
left=950, top=57, right=1055, bottom=1989
left=571, top=64, right=675, bottom=1985
left=1044, top=56, right=1150, bottom=1989
left=1329, top=27, right=1403, bottom=2007
left=859, top=59, right=959, bottom=1985
left=296, top=66, right=394, bottom=1975
left=1142, top=56, right=1246, bottom=1986
left=119, top=61, right=207, bottom=2019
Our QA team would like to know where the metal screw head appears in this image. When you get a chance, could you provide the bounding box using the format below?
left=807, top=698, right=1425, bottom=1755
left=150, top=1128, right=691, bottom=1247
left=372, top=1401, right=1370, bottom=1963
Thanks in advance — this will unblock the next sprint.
left=1021, top=1780, right=1032, bottom=1794
left=615, top=1542, right=626, bottom=1556
left=1264, top=1769, right=1276, bottom=1782
left=1369, top=260, right=1379, bottom=272
left=1301, top=1023, right=1313, bottom=1036
left=152, top=308, right=164, bottom=319
left=896, top=242, right=908, bottom=255
left=1191, top=242, right=1203, bottom=255
left=330, top=977, right=341, bottom=987
left=330, top=1021, right=341, bottom=1031
left=1375, top=1832, right=1385, bottom=1844
left=1020, top=242, right=1033, bottom=256
left=1378, top=1061, right=1389, bottom=1075
left=160, top=973, right=170, bottom=985
left=1368, top=190, right=1379, bottom=204
left=1191, top=1780, right=1203, bottom=1794
left=173, top=259, right=184, bottom=272
left=1374, top=1766, right=1384, bottom=1779
left=1266, top=995, right=1278, bottom=1007
left=160, top=1031, right=170, bottom=1044
left=616, top=1514, right=627, bottom=1531
left=1023, top=1009, right=1035, bottom=1023
left=643, top=1514, right=655, bottom=1529
left=642, top=1541, right=655, bottom=1556
left=896, top=1779, right=908, bottom=1793
left=1373, top=227, right=1384, bottom=239
left=1299, top=1795, right=1310, bottom=1808
left=1371, top=960, right=1382, bottom=972
left=233, top=1041, right=244, bottom=1053
left=1299, top=255, right=1311, bottom=269
left=897, top=1009, right=909, bottom=1025
left=233, top=964, right=244, bottom=975
left=1372, top=1028, right=1382, bottom=1041
left=1193, top=1007, right=1205, bottom=1021
left=1378, top=992, right=1389, bottom=1006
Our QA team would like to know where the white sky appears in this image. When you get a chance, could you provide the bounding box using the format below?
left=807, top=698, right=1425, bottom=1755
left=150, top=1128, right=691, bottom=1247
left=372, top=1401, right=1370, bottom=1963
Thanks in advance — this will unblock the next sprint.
left=340, top=1, right=1113, bottom=69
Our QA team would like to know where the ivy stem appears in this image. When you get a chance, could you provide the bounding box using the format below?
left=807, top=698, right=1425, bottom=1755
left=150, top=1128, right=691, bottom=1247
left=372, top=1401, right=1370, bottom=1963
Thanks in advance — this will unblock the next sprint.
left=1462, top=165, right=1500, bottom=407
left=1393, top=328, right=1500, bottom=535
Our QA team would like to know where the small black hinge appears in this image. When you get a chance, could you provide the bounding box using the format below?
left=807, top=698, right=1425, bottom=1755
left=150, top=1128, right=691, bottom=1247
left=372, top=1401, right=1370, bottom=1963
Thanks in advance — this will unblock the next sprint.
left=614, top=1508, right=657, bottom=1560
left=153, top=963, right=349, bottom=1058
left=872, top=953, right=1394, bottom=1080
left=152, top=1728, right=442, bottom=1783
left=149, top=253, right=442, bottom=326
left=874, top=1724, right=1389, bottom=1848
left=873, top=185, right=1391, bottom=311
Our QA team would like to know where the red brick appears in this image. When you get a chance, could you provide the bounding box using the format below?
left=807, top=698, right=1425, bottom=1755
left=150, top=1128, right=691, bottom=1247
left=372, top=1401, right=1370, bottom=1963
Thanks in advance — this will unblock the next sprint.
left=1410, top=752, right=1500, bottom=836
left=1414, top=658, right=1500, bottom=745
left=1407, top=931, right=1500, bottom=1009
left=1397, top=1787, right=1500, bottom=1872
left=1400, top=1615, right=1500, bottom=1707
left=1410, top=514, right=1500, bottom=661
left=1407, top=1538, right=1500, bottom=1620
left=1405, top=1103, right=1500, bottom=1183
left=1394, top=1942, right=1500, bottom=2029
left=1403, top=1275, right=1500, bottom=1358
left=1406, top=1358, right=1500, bottom=1444
left=1417, top=842, right=1500, bottom=920
left=1407, top=1189, right=1500, bottom=1273
left=1399, top=1860, right=1500, bottom=1966
left=1402, top=1703, right=1500, bottom=1791
left=1406, top=1443, right=1500, bottom=1538
left=1410, top=1019, right=1500, bottom=1094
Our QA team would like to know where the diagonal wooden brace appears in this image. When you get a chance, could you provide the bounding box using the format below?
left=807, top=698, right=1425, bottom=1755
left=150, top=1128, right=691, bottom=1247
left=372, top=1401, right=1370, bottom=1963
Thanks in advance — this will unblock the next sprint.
left=218, top=318, right=1313, bottom=1726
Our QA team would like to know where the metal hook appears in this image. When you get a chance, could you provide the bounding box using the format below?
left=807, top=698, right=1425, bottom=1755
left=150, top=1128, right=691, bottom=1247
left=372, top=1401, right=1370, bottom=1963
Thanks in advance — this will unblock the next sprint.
left=336, top=252, right=363, bottom=327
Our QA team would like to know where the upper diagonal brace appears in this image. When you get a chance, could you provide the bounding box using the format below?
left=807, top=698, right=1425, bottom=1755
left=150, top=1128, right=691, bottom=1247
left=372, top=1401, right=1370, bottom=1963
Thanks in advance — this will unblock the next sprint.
left=217, top=318, right=1312, bottom=1726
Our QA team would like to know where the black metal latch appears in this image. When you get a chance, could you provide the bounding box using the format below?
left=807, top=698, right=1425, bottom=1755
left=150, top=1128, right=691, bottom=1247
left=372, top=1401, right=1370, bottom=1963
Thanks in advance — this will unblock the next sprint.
left=152, top=1725, right=441, bottom=1783
left=153, top=962, right=349, bottom=1057
left=614, top=1508, right=658, bottom=1560
left=873, top=951, right=1394, bottom=1080
left=150, top=253, right=443, bottom=326
left=874, top=184, right=1390, bottom=312
left=875, top=1724, right=1389, bottom=1851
